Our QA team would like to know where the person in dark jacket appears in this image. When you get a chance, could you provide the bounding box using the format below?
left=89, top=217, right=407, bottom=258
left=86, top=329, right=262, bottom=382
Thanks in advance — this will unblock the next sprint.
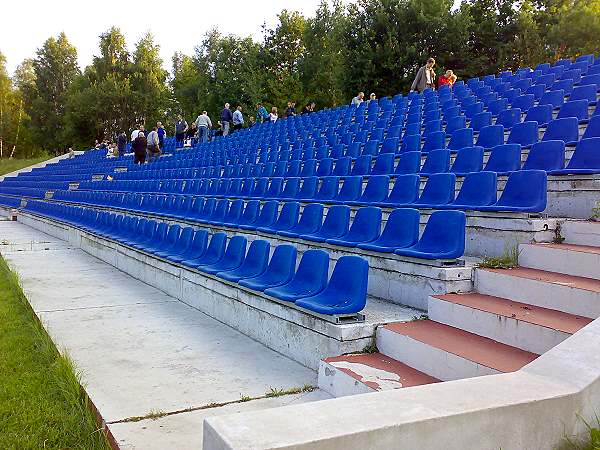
left=220, top=103, right=233, bottom=136
left=411, top=58, right=436, bottom=93
left=132, top=131, right=147, bottom=164
left=117, top=132, right=127, bottom=157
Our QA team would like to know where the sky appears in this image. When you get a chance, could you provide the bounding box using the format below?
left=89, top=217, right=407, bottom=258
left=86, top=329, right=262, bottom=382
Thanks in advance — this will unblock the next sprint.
left=1, top=0, right=335, bottom=76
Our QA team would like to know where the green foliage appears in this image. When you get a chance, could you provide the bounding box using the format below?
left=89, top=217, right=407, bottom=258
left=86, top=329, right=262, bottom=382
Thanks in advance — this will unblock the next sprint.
left=561, top=415, right=600, bottom=450
left=4, top=0, right=600, bottom=152
left=0, top=256, right=110, bottom=449
left=0, top=155, right=51, bottom=176
left=591, top=201, right=600, bottom=221
left=478, top=244, right=520, bottom=269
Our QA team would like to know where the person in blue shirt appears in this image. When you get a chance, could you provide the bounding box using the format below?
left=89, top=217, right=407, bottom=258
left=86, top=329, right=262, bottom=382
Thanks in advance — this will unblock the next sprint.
left=156, top=122, right=166, bottom=150
left=256, top=102, right=269, bottom=123
left=232, top=105, right=244, bottom=132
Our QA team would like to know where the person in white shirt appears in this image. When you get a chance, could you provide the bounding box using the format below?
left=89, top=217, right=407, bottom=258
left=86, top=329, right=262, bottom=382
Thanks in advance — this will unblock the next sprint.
left=351, top=92, right=364, bottom=106
left=146, top=127, right=160, bottom=162
left=269, top=106, right=278, bottom=122
left=131, top=124, right=145, bottom=141
left=195, top=111, right=213, bottom=143
left=232, top=105, right=244, bottom=132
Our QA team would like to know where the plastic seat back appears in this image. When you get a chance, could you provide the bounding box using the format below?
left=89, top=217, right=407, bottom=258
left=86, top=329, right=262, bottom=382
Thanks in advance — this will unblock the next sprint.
left=423, top=131, right=446, bottom=152
left=238, top=200, right=261, bottom=226
left=414, top=210, right=466, bottom=256
left=523, top=141, right=565, bottom=171
left=417, top=173, right=456, bottom=205
left=420, top=150, right=450, bottom=175
left=497, top=108, right=522, bottom=129
left=371, top=154, right=394, bottom=175
left=507, top=121, right=539, bottom=147
left=542, top=117, right=579, bottom=144
left=476, top=124, right=505, bottom=149
left=453, top=171, right=497, bottom=206
left=451, top=146, right=484, bottom=175
left=296, top=176, right=318, bottom=200
left=564, top=137, right=600, bottom=171
left=315, top=176, right=339, bottom=200
left=358, top=175, right=389, bottom=203
left=471, top=112, right=492, bottom=132
left=484, top=144, right=522, bottom=174
left=494, top=170, right=547, bottom=211
left=385, top=174, right=420, bottom=204
left=557, top=100, right=589, bottom=122
left=448, top=128, right=474, bottom=151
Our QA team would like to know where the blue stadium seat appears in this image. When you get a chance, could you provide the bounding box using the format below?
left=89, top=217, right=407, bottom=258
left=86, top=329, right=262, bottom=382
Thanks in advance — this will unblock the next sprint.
left=394, top=210, right=466, bottom=260
left=238, top=245, right=297, bottom=291
left=507, top=121, right=539, bottom=148
left=400, top=134, right=421, bottom=153
left=522, top=140, right=565, bottom=171
left=183, top=232, right=227, bottom=269
left=470, top=112, right=492, bottom=132
left=198, top=235, right=247, bottom=275
left=295, top=256, right=369, bottom=315
left=477, top=170, right=547, bottom=212
left=450, top=146, right=484, bottom=175
left=582, top=115, right=600, bottom=139
left=445, top=171, right=498, bottom=209
left=542, top=117, right=579, bottom=146
left=230, top=200, right=260, bottom=228
left=539, top=89, right=565, bottom=110
left=448, top=128, right=474, bottom=151
left=420, top=150, right=450, bottom=175
left=483, top=144, right=522, bottom=175
left=556, top=100, right=589, bottom=123
left=295, top=176, right=319, bottom=201
left=330, top=176, right=362, bottom=204
left=279, top=177, right=301, bottom=200
left=301, top=205, right=350, bottom=242
left=256, top=201, right=300, bottom=234
left=351, top=155, right=373, bottom=176
left=488, top=98, right=508, bottom=117
left=381, top=137, right=399, bottom=154
left=316, top=159, right=333, bottom=177
left=523, top=104, right=552, bottom=127
left=315, top=176, right=339, bottom=201
left=570, top=84, right=598, bottom=105
left=423, top=131, right=446, bottom=152
left=371, top=153, right=395, bottom=175
left=412, top=173, right=456, bottom=208
left=332, top=157, right=351, bottom=176
left=351, top=175, right=390, bottom=205
left=511, top=94, right=535, bottom=112
left=326, top=206, right=382, bottom=247
left=378, top=174, right=420, bottom=207
left=205, top=199, right=230, bottom=225
left=264, top=249, right=330, bottom=302
left=169, top=230, right=209, bottom=263
left=445, top=116, right=467, bottom=134
left=395, top=151, right=421, bottom=174
left=358, top=208, right=420, bottom=253
left=217, top=239, right=270, bottom=283
left=475, top=125, right=505, bottom=149
left=238, top=200, right=278, bottom=231
left=549, top=137, right=600, bottom=175
left=278, top=203, right=324, bottom=238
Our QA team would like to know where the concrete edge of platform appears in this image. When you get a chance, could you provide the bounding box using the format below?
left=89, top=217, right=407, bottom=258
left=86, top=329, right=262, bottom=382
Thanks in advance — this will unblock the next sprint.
left=203, top=315, right=600, bottom=450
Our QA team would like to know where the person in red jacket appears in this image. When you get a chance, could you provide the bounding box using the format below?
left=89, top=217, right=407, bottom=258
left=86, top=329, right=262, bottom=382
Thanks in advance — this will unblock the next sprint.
left=438, top=69, right=457, bottom=87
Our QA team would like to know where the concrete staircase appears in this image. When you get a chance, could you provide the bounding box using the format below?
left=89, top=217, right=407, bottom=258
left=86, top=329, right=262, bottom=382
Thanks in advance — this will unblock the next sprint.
left=318, top=220, right=599, bottom=397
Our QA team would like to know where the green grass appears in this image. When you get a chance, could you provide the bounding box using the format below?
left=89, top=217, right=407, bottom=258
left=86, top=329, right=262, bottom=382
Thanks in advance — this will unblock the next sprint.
left=477, top=244, right=520, bottom=269
left=0, top=256, right=110, bottom=450
left=0, top=156, right=51, bottom=176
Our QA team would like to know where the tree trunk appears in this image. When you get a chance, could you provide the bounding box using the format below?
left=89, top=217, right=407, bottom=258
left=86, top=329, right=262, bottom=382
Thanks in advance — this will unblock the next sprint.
left=9, top=99, right=23, bottom=159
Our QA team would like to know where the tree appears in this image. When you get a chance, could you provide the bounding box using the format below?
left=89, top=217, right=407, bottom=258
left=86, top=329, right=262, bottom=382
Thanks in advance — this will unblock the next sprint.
left=23, top=33, right=79, bottom=153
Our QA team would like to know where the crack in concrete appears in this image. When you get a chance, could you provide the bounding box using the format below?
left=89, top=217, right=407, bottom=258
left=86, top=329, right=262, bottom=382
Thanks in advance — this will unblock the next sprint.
left=107, top=386, right=318, bottom=425
left=36, top=300, right=178, bottom=313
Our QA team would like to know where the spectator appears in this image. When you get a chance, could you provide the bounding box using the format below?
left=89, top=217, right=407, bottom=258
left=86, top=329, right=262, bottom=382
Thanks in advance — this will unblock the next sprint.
left=220, top=103, right=233, bottom=136
left=157, top=122, right=166, bottom=150
left=132, top=131, right=147, bottom=164
left=233, top=105, right=244, bottom=132
left=369, top=93, right=376, bottom=102
left=269, top=107, right=278, bottom=122
left=117, top=131, right=127, bottom=157
left=175, top=116, right=188, bottom=147
left=438, top=69, right=457, bottom=87
left=302, top=102, right=316, bottom=114
left=351, top=92, right=364, bottom=106
left=256, top=103, right=269, bottom=123
left=186, top=122, right=197, bottom=147
left=68, top=147, right=75, bottom=159
left=248, top=116, right=256, bottom=128
left=285, top=101, right=296, bottom=118
left=131, top=125, right=145, bottom=142
left=411, top=57, right=436, bottom=92
left=195, top=111, right=212, bottom=143
left=146, top=127, right=161, bottom=162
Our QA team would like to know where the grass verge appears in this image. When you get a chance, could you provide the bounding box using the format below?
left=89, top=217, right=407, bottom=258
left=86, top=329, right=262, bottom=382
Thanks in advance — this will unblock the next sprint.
left=0, top=156, right=51, bottom=176
left=0, top=255, right=110, bottom=449
left=477, top=244, right=520, bottom=269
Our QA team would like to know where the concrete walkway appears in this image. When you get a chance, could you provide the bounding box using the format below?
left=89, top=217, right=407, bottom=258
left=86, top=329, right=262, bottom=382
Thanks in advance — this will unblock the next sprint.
left=0, top=220, right=330, bottom=449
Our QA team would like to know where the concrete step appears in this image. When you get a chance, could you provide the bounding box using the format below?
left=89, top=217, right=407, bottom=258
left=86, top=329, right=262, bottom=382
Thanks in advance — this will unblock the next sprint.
left=377, top=320, right=538, bottom=381
left=318, top=352, right=439, bottom=397
left=519, top=242, right=600, bottom=279
left=428, top=293, right=591, bottom=354
left=475, top=267, right=600, bottom=319
left=561, top=220, right=600, bottom=246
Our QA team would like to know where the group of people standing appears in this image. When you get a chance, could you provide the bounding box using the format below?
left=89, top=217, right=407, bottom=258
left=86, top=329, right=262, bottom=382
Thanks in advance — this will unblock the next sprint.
left=410, top=57, right=457, bottom=93
left=128, top=122, right=166, bottom=164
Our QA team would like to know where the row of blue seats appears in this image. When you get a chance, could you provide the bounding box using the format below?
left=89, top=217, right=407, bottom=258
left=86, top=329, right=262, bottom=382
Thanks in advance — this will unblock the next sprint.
left=21, top=200, right=368, bottom=315
left=49, top=189, right=468, bottom=259
left=69, top=168, right=548, bottom=212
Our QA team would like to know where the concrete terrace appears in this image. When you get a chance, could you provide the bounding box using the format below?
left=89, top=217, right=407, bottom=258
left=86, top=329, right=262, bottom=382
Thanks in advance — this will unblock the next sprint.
left=0, top=219, right=331, bottom=449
